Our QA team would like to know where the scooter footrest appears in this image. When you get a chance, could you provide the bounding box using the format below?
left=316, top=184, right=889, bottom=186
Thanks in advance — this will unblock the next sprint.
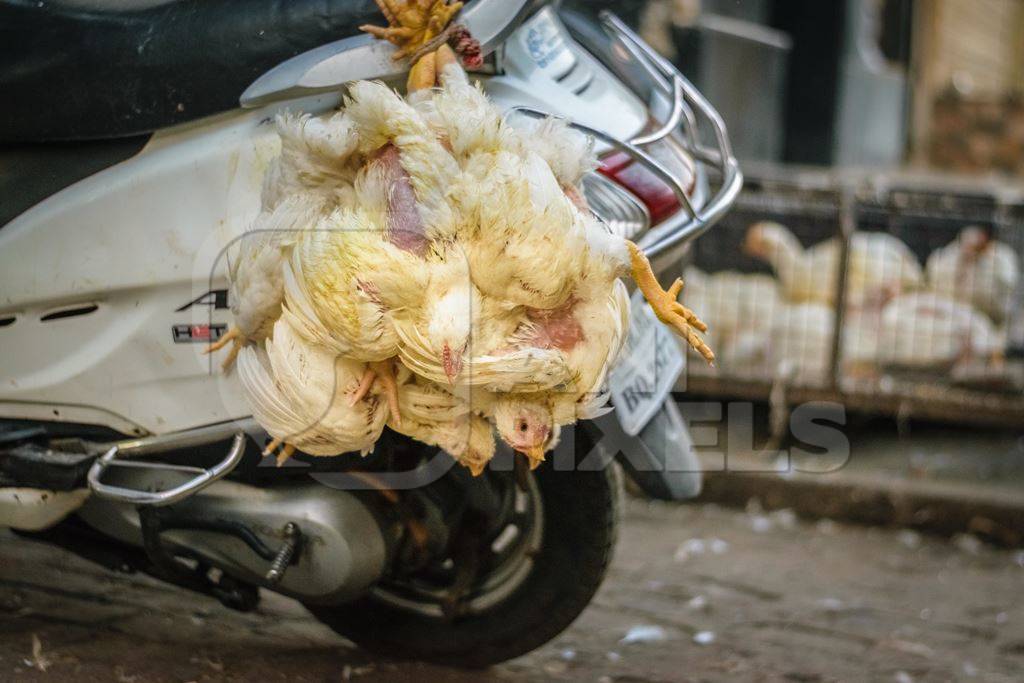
left=87, top=432, right=246, bottom=507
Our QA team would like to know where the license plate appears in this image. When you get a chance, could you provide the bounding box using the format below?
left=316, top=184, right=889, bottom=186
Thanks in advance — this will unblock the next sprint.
left=609, top=290, right=686, bottom=436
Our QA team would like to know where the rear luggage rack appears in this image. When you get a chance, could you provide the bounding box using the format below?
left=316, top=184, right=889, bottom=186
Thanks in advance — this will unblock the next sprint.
left=87, top=422, right=253, bottom=506
left=598, top=11, right=742, bottom=259
left=507, top=12, right=742, bottom=261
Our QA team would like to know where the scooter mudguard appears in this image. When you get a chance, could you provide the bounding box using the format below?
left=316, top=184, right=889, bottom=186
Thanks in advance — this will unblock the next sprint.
left=575, top=397, right=702, bottom=502
left=627, top=396, right=702, bottom=500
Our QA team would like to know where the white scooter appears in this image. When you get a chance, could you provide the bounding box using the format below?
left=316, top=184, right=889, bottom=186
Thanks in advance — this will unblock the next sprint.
left=0, top=0, right=739, bottom=666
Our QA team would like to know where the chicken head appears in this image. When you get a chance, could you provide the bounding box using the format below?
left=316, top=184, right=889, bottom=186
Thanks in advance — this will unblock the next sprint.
left=493, top=397, right=554, bottom=469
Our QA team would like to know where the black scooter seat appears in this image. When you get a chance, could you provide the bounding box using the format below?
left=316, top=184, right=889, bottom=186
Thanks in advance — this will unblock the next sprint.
left=0, top=0, right=384, bottom=141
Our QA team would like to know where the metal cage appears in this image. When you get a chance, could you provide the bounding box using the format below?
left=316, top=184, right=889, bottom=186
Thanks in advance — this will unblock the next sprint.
left=682, top=166, right=1024, bottom=429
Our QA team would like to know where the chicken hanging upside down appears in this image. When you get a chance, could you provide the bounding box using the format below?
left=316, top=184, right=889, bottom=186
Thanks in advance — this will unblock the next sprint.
left=210, top=0, right=713, bottom=473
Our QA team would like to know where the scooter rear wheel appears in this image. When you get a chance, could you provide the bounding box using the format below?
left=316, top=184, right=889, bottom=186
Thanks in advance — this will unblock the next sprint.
left=306, top=462, right=619, bottom=668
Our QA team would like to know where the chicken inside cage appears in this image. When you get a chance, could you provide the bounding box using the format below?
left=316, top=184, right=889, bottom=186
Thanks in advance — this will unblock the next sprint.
left=681, top=175, right=1024, bottom=414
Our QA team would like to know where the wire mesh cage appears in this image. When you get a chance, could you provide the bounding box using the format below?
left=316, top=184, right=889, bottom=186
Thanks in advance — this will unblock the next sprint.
left=680, top=167, right=1024, bottom=428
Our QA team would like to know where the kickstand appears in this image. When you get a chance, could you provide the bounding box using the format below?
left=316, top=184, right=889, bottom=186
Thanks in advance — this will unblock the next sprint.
left=138, top=508, right=260, bottom=611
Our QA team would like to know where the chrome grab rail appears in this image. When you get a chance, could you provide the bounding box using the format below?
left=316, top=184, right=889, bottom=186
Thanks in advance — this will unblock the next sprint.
left=508, top=106, right=697, bottom=218
left=87, top=427, right=251, bottom=507
left=512, top=12, right=743, bottom=260
left=599, top=12, right=743, bottom=258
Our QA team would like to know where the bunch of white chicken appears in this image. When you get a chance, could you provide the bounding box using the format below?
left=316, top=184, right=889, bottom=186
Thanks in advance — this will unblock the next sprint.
left=685, top=218, right=1019, bottom=385
left=208, top=32, right=712, bottom=475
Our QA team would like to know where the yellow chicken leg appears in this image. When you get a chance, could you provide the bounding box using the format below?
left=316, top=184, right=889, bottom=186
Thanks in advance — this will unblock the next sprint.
left=360, top=0, right=464, bottom=61
left=348, top=367, right=378, bottom=406
left=407, top=50, right=437, bottom=92
left=202, top=326, right=244, bottom=370
left=626, top=241, right=715, bottom=364
left=435, top=42, right=458, bottom=72
left=371, top=360, right=403, bottom=427
left=263, top=437, right=297, bottom=467
left=406, top=42, right=459, bottom=93
left=348, top=362, right=402, bottom=425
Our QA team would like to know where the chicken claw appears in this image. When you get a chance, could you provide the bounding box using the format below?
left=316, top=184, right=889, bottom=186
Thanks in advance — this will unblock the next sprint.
left=348, top=361, right=402, bottom=426
left=263, top=437, right=297, bottom=467
left=202, top=326, right=243, bottom=370
left=626, top=241, right=715, bottom=364
left=374, top=360, right=403, bottom=426
left=360, top=0, right=464, bottom=61
left=348, top=366, right=378, bottom=406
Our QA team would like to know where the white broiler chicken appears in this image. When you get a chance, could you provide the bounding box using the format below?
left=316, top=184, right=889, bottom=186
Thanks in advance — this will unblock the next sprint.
left=391, top=55, right=711, bottom=467
left=491, top=277, right=632, bottom=465
left=389, top=376, right=496, bottom=475
left=224, top=12, right=715, bottom=474
left=744, top=221, right=923, bottom=308
left=217, top=47, right=471, bottom=450
left=206, top=111, right=362, bottom=368
left=237, top=318, right=390, bottom=464
left=722, top=301, right=880, bottom=384
left=925, top=226, right=1020, bottom=325
left=405, top=57, right=708, bottom=362
left=273, top=75, right=480, bottom=419
left=682, top=266, right=782, bottom=362
left=432, top=273, right=631, bottom=469
left=723, top=302, right=834, bottom=384
left=877, top=292, right=1005, bottom=370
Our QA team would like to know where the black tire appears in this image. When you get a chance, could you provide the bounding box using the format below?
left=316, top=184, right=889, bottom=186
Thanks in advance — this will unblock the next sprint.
left=307, top=464, right=619, bottom=668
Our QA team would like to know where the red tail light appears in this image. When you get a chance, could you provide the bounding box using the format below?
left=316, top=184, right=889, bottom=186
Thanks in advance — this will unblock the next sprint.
left=597, top=142, right=696, bottom=225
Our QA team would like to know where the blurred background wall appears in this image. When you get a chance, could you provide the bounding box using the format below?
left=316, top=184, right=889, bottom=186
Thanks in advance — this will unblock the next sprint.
left=570, top=0, right=1024, bottom=176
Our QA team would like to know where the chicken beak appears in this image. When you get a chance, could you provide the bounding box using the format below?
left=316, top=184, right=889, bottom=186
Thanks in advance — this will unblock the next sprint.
left=520, top=445, right=546, bottom=470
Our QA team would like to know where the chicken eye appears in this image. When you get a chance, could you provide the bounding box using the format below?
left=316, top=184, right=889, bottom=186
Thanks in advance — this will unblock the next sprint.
left=518, top=421, right=529, bottom=433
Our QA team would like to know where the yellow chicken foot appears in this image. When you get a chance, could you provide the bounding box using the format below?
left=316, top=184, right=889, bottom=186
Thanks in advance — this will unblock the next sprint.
left=361, top=0, right=464, bottom=61
left=371, top=360, right=403, bottom=426
left=348, top=366, right=378, bottom=406
left=348, top=362, right=401, bottom=424
left=202, top=326, right=243, bottom=370
left=262, top=437, right=297, bottom=467
left=359, top=23, right=416, bottom=44
left=626, top=241, right=715, bottom=364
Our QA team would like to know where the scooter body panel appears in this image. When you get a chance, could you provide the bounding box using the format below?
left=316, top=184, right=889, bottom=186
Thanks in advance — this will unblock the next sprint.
left=0, top=8, right=647, bottom=437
